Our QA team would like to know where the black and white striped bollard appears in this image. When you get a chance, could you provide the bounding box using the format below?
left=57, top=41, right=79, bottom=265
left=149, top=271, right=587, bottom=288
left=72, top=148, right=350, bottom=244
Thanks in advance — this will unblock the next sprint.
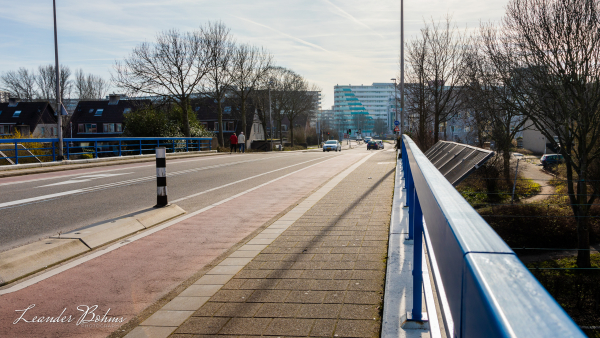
left=155, top=147, right=168, bottom=207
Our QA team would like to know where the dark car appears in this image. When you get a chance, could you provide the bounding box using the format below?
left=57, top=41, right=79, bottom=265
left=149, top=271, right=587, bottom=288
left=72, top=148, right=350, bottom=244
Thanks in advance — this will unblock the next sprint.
left=540, top=154, right=564, bottom=169
left=367, top=140, right=379, bottom=150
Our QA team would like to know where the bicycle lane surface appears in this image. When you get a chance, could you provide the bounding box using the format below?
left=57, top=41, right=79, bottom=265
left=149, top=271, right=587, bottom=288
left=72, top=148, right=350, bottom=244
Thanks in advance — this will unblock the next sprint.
left=0, top=152, right=367, bottom=338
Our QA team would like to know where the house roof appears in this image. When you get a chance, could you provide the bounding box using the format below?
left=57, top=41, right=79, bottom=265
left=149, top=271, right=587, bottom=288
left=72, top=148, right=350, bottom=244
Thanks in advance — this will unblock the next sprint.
left=70, top=99, right=151, bottom=124
left=0, top=101, right=56, bottom=126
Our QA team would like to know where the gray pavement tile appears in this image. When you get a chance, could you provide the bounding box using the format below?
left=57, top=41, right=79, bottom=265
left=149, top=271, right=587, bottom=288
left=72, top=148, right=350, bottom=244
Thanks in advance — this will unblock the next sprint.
left=274, top=278, right=315, bottom=290
left=267, top=269, right=304, bottom=279
left=285, top=290, right=327, bottom=304
left=254, top=303, right=302, bottom=318
left=258, top=260, right=295, bottom=270
left=125, top=326, right=176, bottom=338
left=236, top=269, right=272, bottom=279
left=334, top=319, right=379, bottom=337
left=343, top=291, right=382, bottom=305
left=299, top=269, right=337, bottom=279
left=339, top=304, right=380, bottom=320
left=221, top=278, right=247, bottom=289
left=240, top=278, right=279, bottom=290
left=310, top=319, right=336, bottom=337
left=309, top=279, right=350, bottom=291
left=213, top=302, right=263, bottom=317
left=174, top=317, right=230, bottom=334
left=246, top=289, right=290, bottom=303
left=323, top=291, right=347, bottom=304
left=297, top=304, right=342, bottom=319
left=162, top=297, right=210, bottom=311
left=218, top=318, right=272, bottom=335
left=263, top=318, right=315, bottom=336
left=254, top=253, right=290, bottom=261
left=352, top=270, right=385, bottom=280
left=241, top=261, right=264, bottom=270
left=332, top=270, right=354, bottom=279
left=348, top=280, right=385, bottom=292
left=141, top=310, right=194, bottom=327
left=310, top=254, right=344, bottom=261
left=291, top=261, right=324, bottom=270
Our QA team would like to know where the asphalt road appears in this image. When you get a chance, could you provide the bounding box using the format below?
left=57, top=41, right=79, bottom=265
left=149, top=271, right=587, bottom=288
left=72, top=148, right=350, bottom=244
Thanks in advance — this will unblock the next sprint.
left=0, top=145, right=381, bottom=252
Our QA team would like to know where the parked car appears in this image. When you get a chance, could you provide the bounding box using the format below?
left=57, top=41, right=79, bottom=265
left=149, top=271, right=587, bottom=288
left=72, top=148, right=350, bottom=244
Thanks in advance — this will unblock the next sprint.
left=323, top=140, right=341, bottom=152
left=540, top=154, right=564, bottom=169
left=377, top=141, right=384, bottom=149
left=367, top=140, right=379, bottom=150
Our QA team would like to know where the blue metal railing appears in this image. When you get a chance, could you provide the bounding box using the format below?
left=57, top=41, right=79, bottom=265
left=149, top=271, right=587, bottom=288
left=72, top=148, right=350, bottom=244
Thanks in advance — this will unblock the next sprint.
left=401, top=135, right=584, bottom=337
left=0, top=137, right=213, bottom=165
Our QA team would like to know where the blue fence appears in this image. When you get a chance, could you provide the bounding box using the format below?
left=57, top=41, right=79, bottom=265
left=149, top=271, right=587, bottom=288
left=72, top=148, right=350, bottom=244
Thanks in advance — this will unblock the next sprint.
left=400, top=135, right=584, bottom=337
left=0, top=137, right=213, bottom=165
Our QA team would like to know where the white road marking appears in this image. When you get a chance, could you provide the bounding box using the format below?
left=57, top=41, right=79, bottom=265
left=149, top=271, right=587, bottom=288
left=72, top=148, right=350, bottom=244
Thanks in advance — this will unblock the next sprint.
left=0, top=154, right=322, bottom=210
left=38, top=173, right=133, bottom=187
left=0, top=152, right=298, bottom=187
left=0, top=153, right=366, bottom=294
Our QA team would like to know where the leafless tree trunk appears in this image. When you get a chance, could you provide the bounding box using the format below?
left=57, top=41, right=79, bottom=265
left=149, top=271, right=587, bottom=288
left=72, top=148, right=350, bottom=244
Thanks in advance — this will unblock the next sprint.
left=230, top=43, right=272, bottom=138
left=203, top=21, right=235, bottom=146
left=36, top=64, right=72, bottom=103
left=113, top=28, right=209, bottom=137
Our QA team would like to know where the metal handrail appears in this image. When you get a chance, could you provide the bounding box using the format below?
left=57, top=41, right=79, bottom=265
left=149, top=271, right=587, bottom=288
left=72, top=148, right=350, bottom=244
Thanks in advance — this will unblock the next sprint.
left=401, top=135, right=584, bottom=337
left=0, top=137, right=213, bottom=165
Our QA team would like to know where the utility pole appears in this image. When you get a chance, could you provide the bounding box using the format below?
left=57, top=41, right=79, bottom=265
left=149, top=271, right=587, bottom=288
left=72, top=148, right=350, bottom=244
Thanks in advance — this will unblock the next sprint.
left=53, top=0, right=63, bottom=160
left=269, top=80, right=273, bottom=151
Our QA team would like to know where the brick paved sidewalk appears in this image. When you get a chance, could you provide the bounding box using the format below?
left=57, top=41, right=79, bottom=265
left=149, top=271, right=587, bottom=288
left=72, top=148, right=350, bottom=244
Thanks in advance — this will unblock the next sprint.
left=169, top=151, right=395, bottom=337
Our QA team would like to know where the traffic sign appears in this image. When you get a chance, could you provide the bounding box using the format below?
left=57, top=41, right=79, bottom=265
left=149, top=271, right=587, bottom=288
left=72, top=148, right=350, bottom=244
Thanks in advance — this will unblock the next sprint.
left=394, top=120, right=400, bottom=126
left=394, top=126, right=400, bottom=132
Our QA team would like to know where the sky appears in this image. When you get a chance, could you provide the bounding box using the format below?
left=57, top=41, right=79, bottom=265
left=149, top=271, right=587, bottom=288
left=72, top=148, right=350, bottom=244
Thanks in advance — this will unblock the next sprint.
left=0, top=0, right=508, bottom=108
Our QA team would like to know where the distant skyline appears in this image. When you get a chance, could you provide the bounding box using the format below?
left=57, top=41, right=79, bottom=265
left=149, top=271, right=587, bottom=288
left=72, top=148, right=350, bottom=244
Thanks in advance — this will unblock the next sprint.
left=0, top=0, right=508, bottom=108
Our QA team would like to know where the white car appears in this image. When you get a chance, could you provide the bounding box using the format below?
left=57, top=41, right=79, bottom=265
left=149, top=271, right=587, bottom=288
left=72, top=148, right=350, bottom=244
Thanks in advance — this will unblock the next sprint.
left=323, top=140, right=341, bottom=152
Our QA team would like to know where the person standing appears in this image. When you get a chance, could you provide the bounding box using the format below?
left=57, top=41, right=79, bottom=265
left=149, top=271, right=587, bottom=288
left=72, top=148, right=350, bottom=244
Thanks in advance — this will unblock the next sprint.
left=238, top=132, right=246, bottom=153
left=229, top=133, right=238, bottom=153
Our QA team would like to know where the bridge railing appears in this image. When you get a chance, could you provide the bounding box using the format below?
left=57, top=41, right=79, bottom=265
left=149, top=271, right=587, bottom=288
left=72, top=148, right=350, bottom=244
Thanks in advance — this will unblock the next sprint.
left=0, top=137, right=213, bottom=165
left=401, top=135, right=584, bottom=337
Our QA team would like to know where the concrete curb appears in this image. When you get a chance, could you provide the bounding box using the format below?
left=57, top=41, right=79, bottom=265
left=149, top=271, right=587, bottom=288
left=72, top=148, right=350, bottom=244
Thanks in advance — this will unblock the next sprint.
left=0, top=204, right=186, bottom=286
left=0, top=151, right=222, bottom=178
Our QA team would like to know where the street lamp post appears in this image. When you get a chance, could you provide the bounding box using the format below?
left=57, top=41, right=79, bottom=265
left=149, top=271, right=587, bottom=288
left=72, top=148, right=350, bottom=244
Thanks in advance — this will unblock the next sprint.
left=400, top=0, right=404, bottom=136
left=268, top=80, right=274, bottom=151
left=53, top=0, right=63, bottom=160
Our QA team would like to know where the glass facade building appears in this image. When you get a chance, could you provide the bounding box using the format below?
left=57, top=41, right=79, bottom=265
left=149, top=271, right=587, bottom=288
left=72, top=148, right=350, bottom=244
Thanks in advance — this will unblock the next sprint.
left=333, top=83, right=397, bottom=137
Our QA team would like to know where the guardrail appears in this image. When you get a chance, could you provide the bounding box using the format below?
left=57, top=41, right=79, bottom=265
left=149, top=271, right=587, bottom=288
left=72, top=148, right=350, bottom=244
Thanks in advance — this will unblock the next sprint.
left=0, top=137, right=213, bottom=165
left=400, top=135, right=584, bottom=337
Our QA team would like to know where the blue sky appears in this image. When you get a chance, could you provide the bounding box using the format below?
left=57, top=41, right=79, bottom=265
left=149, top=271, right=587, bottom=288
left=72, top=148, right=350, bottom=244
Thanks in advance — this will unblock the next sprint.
left=0, top=0, right=507, bottom=108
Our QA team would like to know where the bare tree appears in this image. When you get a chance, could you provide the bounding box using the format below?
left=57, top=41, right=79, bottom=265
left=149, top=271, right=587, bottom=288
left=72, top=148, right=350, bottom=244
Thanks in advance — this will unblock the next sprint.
left=36, top=64, right=72, bottom=102
left=0, top=68, right=37, bottom=100
left=462, top=45, right=528, bottom=185
left=230, top=43, right=273, bottom=137
left=74, top=69, right=110, bottom=99
left=422, top=16, right=467, bottom=144
left=279, top=69, right=318, bottom=147
left=203, top=21, right=235, bottom=146
left=113, top=28, right=209, bottom=137
left=481, top=0, right=600, bottom=268
left=406, top=27, right=434, bottom=149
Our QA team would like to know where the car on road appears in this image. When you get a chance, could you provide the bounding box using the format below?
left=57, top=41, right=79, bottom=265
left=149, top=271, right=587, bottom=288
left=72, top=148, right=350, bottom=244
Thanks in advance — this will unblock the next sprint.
left=323, top=140, right=341, bottom=152
left=364, top=136, right=372, bottom=143
left=367, top=140, right=379, bottom=150
left=377, top=141, right=384, bottom=149
left=541, top=154, right=564, bottom=169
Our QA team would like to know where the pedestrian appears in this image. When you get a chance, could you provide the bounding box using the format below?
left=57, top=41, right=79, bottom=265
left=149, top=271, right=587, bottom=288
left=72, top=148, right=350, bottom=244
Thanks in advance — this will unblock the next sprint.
left=396, top=135, right=402, bottom=158
left=238, top=132, right=246, bottom=153
left=229, top=133, right=238, bottom=153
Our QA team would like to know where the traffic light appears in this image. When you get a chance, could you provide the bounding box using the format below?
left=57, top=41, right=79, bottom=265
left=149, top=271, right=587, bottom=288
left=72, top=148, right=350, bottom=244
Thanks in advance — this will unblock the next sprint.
left=348, top=129, right=351, bottom=134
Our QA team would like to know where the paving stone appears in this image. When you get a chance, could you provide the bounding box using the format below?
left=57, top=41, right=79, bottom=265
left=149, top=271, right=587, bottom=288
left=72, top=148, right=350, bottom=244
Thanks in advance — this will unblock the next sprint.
left=213, top=302, right=263, bottom=317
left=174, top=317, right=230, bottom=334
left=334, top=319, right=379, bottom=337
left=141, top=310, right=194, bottom=327
left=285, top=290, right=327, bottom=304
left=310, top=319, right=336, bottom=337
left=246, top=290, right=290, bottom=303
left=192, top=301, right=223, bottom=317
left=218, top=318, right=272, bottom=335
left=263, top=318, right=315, bottom=336
left=254, top=303, right=302, bottom=318
left=210, top=289, right=254, bottom=302
left=343, top=291, right=382, bottom=305
left=297, top=304, right=342, bottom=319
left=339, top=304, right=380, bottom=320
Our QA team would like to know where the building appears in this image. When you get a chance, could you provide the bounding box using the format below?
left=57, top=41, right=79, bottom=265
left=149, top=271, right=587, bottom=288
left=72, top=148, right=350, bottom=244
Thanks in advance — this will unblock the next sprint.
left=333, top=83, right=397, bottom=137
left=0, top=98, right=57, bottom=137
left=69, top=94, right=150, bottom=138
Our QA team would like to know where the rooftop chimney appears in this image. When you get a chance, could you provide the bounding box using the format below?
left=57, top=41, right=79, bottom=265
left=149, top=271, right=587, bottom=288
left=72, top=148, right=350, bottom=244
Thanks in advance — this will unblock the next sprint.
left=108, top=94, right=120, bottom=105
left=8, top=97, right=20, bottom=107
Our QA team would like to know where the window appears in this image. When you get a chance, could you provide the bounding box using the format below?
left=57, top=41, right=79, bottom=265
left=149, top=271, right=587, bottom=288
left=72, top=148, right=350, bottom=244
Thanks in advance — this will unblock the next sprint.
left=227, top=121, right=234, bottom=131
left=78, top=124, right=84, bottom=133
left=115, top=124, right=122, bottom=132
left=94, top=109, right=103, bottom=116
left=123, top=108, right=131, bottom=114
left=89, top=109, right=94, bottom=114
left=104, top=123, right=115, bottom=133
left=41, top=127, right=45, bottom=135
left=0, top=111, right=2, bottom=115
left=85, top=123, right=97, bottom=133
left=214, top=122, right=219, bottom=131
left=224, top=106, right=231, bottom=115
left=13, top=111, right=21, bottom=117
left=201, top=122, right=208, bottom=128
